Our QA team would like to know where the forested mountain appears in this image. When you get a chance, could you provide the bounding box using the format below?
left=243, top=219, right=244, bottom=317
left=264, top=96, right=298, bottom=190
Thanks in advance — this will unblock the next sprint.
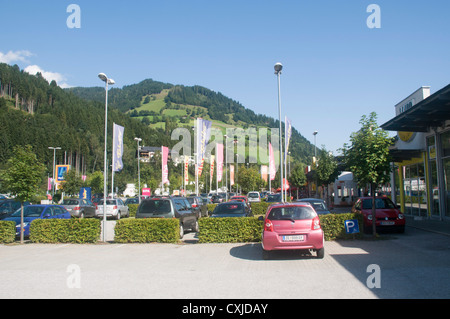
left=0, top=63, right=168, bottom=191
left=69, top=79, right=316, bottom=164
left=0, top=62, right=315, bottom=194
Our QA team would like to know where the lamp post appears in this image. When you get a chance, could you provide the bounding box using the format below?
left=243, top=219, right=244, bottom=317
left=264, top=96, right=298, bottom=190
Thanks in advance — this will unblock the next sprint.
left=274, top=62, right=284, bottom=202
left=98, top=72, right=115, bottom=242
left=313, top=131, right=318, bottom=160
left=48, top=146, right=61, bottom=202
left=134, top=137, right=142, bottom=204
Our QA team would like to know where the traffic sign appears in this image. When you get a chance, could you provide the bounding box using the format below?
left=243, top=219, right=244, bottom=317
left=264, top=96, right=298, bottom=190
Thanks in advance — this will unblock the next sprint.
left=344, top=219, right=360, bottom=234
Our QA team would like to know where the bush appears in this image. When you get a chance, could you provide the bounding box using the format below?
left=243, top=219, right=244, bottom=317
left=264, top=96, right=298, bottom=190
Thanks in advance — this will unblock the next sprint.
left=198, top=217, right=263, bottom=243
left=128, top=204, right=139, bottom=218
left=114, top=218, right=180, bottom=243
left=29, top=219, right=101, bottom=243
left=0, top=221, right=15, bottom=244
left=319, top=213, right=364, bottom=241
left=249, top=202, right=270, bottom=216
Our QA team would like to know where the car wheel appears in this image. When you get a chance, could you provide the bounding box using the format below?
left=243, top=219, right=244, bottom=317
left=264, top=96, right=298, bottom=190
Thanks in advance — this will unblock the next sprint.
left=179, top=223, right=184, bottom=239
left=316, top=247, right=325, bottom=259
left=80, top=212, right=85, bottom=219
left=115, top=212, right=121, bottom=220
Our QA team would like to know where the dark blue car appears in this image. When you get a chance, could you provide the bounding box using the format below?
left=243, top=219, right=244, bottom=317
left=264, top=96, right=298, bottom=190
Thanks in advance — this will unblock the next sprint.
left=3, top=204, right=71, bottom=237
left=210, top=201, right=253, bottom=218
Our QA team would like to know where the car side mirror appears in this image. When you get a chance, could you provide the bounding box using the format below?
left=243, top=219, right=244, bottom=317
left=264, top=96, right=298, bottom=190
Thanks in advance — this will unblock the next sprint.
left=258, top=216, right=264, bottom=221
left=43, top=213, right=51, bottom=218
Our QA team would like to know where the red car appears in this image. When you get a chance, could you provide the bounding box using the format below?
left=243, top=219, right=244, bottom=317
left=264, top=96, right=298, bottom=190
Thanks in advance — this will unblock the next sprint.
left=351, top=197, right=405, bottom=233
left=230, top=196, right=247, bottom=204
left=261, top=203, right=324, bottom=259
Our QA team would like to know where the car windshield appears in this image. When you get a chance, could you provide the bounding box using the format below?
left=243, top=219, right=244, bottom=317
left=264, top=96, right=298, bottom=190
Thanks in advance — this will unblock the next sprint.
left=11, top=206, right=45, bottom=217
left=248, top=193, right=259, bottom=198
left=140, top=200, right=171, bottom=214
left=303, top=201, right=327, bottom=211
left=362, top=198, right=396, bottom=209
left=214, top=204, right=245, bottom=214
left=267, top=194, right=281, bottom=202
left=62, top=199, right=79, bottom=205
left=268, top=206, right=316, bottom=221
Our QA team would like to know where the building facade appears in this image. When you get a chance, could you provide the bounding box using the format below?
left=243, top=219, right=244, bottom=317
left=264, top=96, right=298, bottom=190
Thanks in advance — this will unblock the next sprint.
left=381, top=84, right=450, bottom=221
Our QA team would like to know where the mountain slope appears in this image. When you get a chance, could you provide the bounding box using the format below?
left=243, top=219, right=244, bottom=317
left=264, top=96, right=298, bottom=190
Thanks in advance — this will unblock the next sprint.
left=69, top=80, right=316, bottom=164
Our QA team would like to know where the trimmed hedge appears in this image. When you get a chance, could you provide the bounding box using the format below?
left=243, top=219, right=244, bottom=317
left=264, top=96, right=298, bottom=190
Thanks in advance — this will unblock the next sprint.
left=0, top=221, right=16, bottom=244
left=114, top=218, right=180, bottom=243
left=198, top=213, right=364, bottom=243
left=29, top=219, right=101, bottom=243
left=198, top=217, right=263, bottom=243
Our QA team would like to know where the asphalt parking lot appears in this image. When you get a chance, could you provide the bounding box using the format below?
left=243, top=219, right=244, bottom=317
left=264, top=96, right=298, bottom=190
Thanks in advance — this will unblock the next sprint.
left=1, top=226, right=449, bottom=299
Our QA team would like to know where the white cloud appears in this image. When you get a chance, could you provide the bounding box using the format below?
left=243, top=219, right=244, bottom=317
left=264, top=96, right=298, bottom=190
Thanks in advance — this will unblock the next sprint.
left=0, top=50, right=34, bottom=64
left=24, top=64, right=72, bottom=88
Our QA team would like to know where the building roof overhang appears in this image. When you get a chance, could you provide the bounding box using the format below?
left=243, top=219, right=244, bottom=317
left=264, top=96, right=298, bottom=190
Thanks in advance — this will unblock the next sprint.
left=381, top=84, right=450, bottom=133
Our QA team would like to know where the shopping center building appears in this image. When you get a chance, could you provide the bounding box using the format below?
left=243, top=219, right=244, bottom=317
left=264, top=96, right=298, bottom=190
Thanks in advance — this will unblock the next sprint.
left=381, top=84, right=450, bottom=221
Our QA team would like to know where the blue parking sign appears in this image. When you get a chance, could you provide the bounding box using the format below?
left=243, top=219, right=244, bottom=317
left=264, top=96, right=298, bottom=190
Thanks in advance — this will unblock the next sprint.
left=344, top=219, right=360, bottom=234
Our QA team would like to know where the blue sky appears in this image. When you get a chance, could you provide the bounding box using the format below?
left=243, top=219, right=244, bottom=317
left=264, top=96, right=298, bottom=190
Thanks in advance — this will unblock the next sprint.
left=1, top=0, right=449, bottom=155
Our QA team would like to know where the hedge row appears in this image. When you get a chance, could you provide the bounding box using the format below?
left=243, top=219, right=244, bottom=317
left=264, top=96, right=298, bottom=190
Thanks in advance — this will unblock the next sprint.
left=198, top=217, right=263, bottom=243
left=114, top=218, right=179, bottom=243
left=0, top=221, right=15, bottom=244
left=29, top=219, right=101, bottom=243
left=320, top=213, right=364, bottom=240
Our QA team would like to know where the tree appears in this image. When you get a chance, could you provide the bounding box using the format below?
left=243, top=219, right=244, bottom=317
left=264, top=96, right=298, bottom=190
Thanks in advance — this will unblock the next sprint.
left=1, top=145, right=45, bottom=243
left=238, top=165, right=263, bottom=194
left=60, top=169, right=84, bottom=195
left=315, top=147, right=339, bottom=205
left=341, top=112, right=393, bottom=237
left=289, top=163, right=306, bottom=199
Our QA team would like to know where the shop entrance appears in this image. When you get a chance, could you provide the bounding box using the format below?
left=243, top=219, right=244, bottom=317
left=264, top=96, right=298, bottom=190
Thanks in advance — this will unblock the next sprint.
left=403, top=163, right=427, bottom=216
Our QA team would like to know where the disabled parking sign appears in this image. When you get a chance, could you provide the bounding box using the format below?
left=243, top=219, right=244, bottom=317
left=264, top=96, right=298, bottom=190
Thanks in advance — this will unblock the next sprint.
left=344, top=219, right=360, bottom=234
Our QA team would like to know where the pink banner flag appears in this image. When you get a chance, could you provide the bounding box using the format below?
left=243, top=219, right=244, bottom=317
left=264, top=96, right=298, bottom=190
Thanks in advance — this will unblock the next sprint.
left=230, top=165, right=235, bottom=186
left=216, top=143, right=223, bottom=182
left=162, top=146, right=169, bottom=185
left=210, top=155, right=215, bottom=184
left=184, top=156, right=189, bottom=184
left=269, top=142, right=276, bottom=181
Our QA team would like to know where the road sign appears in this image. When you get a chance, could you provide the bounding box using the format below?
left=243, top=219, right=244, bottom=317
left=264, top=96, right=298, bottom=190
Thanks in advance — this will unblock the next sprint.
left=344, top=219, right=360, bottom=234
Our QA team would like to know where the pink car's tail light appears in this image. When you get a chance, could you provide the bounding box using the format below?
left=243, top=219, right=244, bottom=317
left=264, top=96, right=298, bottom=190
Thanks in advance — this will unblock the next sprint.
left=311, top=216, right=321, bottom=230
left=264, top=219, right=274, bottom=232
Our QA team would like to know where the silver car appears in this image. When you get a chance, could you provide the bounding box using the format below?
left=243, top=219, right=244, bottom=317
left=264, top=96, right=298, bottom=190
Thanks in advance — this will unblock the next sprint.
left=247, top=191, right=261, bottom=203
left=95, top=198, right=129, bottom=220
left=61, top=198, right=96, bottom=218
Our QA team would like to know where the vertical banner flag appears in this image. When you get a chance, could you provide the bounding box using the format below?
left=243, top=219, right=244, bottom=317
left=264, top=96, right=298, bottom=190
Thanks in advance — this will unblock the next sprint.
left=184, top=156, right=189, bottom=184
left=162, top=146, right=169, bottom=185
left=112, top=123, right=124, bottom=172
left=216, top=143, right=224, bottom=182
left=196, top=118, right=212, bottom=176
left=230, top=164, right=235, bottom=186
left=269, top=142, right=276, bottom=181
left=210, top=155, right=215, bottom=184
left=285, top=116, right=292, bottom=159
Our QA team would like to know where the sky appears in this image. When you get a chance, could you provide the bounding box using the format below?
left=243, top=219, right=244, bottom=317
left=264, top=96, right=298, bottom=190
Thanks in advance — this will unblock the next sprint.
left=1, top=0, right=449, bottom=155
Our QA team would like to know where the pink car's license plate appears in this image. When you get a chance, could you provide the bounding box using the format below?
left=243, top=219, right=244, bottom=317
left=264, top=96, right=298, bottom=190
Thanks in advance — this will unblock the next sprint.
left=282, top=235, right=304, bottom=242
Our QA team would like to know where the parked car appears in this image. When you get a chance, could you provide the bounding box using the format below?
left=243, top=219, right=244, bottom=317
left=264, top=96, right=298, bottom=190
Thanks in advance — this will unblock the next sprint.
left=211, top=194, right=223, bottom=204
left=3, top=204, right=71, bottom=237
left=247, top=192, right=261, bottom=203
left=95, top=198, right=129, bottom=220
left=61, top=198, right=96, bottom=218
left=266, top=193, right=282, bottom=203
left=0, top=200, right=31, bottom=220
left=135, top=197, right=198, bottom=239
left=230, top=195, right=248, bottom=204
left=351, top=196, right=405, bottom=233
left=260, top=203, right=325, bottom=259
left=297, top=198, right=332, bottom=215
left=210, top=201, right=252, bottom=218
left=186, top=196, right=208, bottom=218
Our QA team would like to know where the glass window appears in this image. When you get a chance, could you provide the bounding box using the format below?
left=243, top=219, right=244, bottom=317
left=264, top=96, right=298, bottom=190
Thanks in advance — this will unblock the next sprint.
left=442, top=130, right=450, bottom=158
left=268, top=206, right=316, bottom=220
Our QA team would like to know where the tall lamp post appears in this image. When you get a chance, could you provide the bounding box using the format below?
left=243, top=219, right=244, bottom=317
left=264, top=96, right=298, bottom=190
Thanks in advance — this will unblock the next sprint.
left=98, top=72, right=115, bottom=242
left=313, top=131, right=318, bottom=160
left=48, top=146, right=61, bottom=202
left=274, top=62, right=284, bottom=202
left=134, top=137, right=142, bottom=204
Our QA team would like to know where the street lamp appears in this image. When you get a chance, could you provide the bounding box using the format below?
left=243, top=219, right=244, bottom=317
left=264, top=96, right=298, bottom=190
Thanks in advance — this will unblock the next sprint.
left=313, top=131, right=318, bottom=160
left=134, top=137, right=142, bottom=204
left=98, top=72, right=115, bottom=242
left=274, top=62, right=284, bottom=202
left=48, top=146, right=61, bottom=202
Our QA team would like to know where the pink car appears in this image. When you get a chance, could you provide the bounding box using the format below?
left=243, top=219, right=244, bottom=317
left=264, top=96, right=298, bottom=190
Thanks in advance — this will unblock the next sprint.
left=261, top=203, right=325, bottom=259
